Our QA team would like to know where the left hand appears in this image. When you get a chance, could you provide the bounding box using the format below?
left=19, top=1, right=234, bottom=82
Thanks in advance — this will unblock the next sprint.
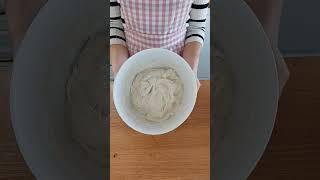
left=245, top=0, right=289, bottom=95
left=182, top=42, right=202, bottom=92
left=196, top=78, right=201, bottom=92
left=183, top=55, right=201, bottom=92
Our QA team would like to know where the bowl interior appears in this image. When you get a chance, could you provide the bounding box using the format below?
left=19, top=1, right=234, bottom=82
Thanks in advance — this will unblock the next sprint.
left=213, top=0, right=279, bottom=179
left=114, top=48, right=197, bottom=135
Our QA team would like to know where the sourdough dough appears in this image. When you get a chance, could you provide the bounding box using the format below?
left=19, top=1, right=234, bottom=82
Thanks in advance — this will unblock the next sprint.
left=130, top=67, right=183, bottom=122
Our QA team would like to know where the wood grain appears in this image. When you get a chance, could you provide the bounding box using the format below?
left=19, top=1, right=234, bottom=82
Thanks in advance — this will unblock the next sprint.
left=0, top=64, right=35, bottom=180
left=249, top=57, right=320, bottom=179
left=110, top=81, right=211, bottom=180
left=1, top=58, right=320, bottom=179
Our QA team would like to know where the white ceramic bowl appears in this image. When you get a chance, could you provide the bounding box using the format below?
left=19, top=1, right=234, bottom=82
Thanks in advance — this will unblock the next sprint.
left=10, top=0, right=106, bottom=179
left=213, top=0, right=279, bottom=179
left=113, top=48, right=198, bottom=135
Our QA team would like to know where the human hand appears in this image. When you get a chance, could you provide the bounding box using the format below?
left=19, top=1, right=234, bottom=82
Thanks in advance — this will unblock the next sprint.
left=182, top=42, right=202, bottom=92
left=110, top=44, right=129, bottom=76
left=182, top=54, right=201, bottom=91
left=245, top=0, right=289, bottom=95
left=196, top=78, right=201, bottom=92
left=273, top=47, right=290, bottom=95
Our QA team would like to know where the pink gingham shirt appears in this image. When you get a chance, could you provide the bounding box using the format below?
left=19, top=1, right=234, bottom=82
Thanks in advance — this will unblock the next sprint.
left=110, top=0, right=209, bottom=56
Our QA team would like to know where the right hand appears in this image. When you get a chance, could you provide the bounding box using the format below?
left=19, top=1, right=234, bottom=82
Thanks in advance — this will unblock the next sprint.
left=110, top=44, right=129, bottom=76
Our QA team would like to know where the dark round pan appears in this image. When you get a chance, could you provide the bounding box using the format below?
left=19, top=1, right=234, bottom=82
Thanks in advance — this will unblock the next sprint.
left=214, top=0, right=279, bottom=179
left=10, top=0, right=106, bottom=179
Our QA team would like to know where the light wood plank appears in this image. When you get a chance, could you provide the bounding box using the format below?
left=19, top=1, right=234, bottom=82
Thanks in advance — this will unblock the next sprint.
left=110, top=81, right=211, bottom=180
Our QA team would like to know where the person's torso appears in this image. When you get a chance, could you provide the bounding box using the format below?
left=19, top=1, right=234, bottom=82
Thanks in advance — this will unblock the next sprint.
left=117, top=0, right=193, bottom=55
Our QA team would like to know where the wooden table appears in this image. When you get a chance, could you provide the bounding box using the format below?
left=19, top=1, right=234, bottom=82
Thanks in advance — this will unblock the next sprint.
left=0, top=63, right=35, bottom=180
left=1, top=58, right=320, bottom=179
left=249, top=57, right=320, bottom=179
left=110, top=81, right=211, bottom=180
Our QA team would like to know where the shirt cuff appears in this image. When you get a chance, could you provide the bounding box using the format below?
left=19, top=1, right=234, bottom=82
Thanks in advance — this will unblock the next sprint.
left=110, top=38, right=127, bottom=47
left=185, top=36, right=204, bottom=47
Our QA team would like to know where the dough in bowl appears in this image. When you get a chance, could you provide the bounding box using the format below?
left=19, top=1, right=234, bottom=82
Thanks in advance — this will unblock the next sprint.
left=130, top=67, right=183, bottom=122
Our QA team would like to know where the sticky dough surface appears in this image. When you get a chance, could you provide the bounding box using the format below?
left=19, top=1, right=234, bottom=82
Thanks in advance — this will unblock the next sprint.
left=130, top=67, right=183, bottom=122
